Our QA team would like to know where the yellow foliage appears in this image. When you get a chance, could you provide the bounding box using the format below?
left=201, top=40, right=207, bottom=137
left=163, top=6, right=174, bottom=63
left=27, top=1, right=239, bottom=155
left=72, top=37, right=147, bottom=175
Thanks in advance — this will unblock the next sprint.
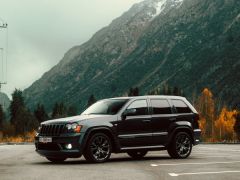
left=196, top=88, right=215, bottom=140
left=214, top=107, right=237, bottom=141
left=198, top=117, right=206, bottom=136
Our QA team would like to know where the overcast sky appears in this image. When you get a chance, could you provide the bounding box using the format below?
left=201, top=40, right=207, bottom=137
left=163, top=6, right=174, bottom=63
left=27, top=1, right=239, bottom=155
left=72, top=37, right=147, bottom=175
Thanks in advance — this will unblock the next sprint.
left=0, top=0, right=142, bottom=98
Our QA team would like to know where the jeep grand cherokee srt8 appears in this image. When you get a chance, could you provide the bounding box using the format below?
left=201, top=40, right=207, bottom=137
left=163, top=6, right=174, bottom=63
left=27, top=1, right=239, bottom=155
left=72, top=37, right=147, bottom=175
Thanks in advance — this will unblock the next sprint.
left=35, top=96, right=201, bottom=163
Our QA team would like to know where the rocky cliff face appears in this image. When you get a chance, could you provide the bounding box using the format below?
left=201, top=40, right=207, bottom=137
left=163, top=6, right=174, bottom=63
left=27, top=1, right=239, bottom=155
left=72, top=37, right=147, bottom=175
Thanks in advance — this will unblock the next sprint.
left=24, top=0, right=240, bottom=112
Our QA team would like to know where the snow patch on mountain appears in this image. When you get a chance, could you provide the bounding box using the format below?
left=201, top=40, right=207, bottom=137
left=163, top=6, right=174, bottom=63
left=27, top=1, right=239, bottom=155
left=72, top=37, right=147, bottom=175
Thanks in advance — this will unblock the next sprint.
left=149, top=0, right=184, bottom=20
left=152, top=0, right=167, bottom=19
left=171, top=0, right=184, bottom=8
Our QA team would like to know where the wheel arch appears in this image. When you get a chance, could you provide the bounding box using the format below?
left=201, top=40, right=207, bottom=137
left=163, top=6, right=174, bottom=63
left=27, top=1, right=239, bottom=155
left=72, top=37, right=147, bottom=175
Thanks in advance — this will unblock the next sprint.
left=166, top=125, right=194, bottom=147
left=83, top=126, right=120, bottom=153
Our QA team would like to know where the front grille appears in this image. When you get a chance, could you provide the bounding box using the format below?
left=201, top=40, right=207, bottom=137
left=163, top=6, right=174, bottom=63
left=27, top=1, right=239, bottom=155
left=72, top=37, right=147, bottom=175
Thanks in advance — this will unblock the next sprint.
left=40, top=124, right=65, bottom=136
left=37, top=143, right=61, bottom=151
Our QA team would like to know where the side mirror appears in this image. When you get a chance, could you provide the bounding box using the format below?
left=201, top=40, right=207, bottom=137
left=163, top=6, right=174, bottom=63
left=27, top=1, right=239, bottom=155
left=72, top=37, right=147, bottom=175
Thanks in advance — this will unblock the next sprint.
left=121, top=108, right=136, bottom=120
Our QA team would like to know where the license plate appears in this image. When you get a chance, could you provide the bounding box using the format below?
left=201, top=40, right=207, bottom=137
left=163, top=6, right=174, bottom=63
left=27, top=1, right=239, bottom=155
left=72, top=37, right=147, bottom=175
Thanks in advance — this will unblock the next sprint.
left=39, top=137, right=52, bottom=143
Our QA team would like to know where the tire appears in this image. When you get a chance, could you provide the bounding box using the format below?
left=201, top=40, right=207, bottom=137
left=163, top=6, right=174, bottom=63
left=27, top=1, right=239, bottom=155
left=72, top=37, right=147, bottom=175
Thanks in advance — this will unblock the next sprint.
left=167, top=132, right=192, bottom=159
left=127, top=150, right=148, bottom=159
left=46, top=157, right=66, bottom=163
left=83, top=133, right=112, bottom=163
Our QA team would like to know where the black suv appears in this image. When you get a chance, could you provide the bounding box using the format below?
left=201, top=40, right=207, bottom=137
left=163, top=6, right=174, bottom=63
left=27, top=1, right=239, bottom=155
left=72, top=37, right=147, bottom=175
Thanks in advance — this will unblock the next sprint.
left=35, top=96, right=201, bottom=163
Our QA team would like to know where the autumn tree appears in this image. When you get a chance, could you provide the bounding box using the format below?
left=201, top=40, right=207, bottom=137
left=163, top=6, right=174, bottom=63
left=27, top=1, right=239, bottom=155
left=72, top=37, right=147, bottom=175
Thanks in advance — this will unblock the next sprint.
left=215, top=107, right=237, bottom=141
left=196, top=88, right=215, bottom=141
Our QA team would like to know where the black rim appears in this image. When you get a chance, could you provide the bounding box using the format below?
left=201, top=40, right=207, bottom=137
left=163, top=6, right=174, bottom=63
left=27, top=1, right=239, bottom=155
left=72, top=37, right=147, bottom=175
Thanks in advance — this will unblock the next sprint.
left=176, top=134, right=191, bottom=157
left=90, top=135, right=110, bottom=161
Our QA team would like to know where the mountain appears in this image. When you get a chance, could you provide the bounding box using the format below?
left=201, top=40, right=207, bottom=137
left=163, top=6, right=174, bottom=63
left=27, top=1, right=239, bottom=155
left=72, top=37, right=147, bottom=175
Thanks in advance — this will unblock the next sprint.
left=23, top=0, right=240, bottom=112
left=0, top=92, right=10, bottom=111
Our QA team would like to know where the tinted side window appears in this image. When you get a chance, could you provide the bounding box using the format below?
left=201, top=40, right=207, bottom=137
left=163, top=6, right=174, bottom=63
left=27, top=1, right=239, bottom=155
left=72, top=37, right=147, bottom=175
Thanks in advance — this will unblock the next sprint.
left=151, top=99, right=172, bottom=114
left=127, top=100, right=148, bottom=116
left=172, top=99, right=192, bottom=113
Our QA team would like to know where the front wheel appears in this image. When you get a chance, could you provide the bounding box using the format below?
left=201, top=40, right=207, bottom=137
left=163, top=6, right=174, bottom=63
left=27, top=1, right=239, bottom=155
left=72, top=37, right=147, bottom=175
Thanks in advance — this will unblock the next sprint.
left=83, top=133, right=112, bottom=163
left=127, top=150, right=148, bottom=159
left=46, top=157, right=66, bottom=163
left=167, top=132, right=192, bottom=159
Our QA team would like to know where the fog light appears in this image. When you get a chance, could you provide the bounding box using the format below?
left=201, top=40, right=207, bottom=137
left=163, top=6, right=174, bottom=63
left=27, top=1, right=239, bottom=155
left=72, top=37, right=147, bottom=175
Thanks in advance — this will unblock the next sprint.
left=65, top=144, right=72, bottom=150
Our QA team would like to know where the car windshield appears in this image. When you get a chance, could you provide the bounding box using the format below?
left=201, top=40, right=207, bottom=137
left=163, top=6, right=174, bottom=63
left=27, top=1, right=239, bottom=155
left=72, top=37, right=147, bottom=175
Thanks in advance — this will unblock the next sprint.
left=82, top=99, right=129, bottom=115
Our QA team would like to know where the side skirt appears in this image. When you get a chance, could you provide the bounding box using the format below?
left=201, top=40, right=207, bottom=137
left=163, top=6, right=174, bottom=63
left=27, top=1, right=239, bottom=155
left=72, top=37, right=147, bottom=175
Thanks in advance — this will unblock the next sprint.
left=119, top=145, right=166, bottom=152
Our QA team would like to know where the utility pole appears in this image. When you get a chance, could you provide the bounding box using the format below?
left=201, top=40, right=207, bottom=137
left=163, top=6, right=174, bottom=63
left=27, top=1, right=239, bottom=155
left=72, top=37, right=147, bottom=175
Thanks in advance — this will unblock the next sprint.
left=0, top=22, right=7, bottom=91
left=0, top=23, right=7, bottom=28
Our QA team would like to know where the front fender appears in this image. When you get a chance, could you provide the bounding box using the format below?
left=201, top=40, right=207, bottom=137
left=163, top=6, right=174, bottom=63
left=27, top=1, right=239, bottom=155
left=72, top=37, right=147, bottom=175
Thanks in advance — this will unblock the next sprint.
left=81, top=126, right=121, bottom=153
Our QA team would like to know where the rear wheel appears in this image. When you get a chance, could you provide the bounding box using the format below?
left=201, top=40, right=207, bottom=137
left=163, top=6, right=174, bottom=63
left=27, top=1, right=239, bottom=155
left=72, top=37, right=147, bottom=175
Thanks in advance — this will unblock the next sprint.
left=46, top=157, right=66, bottom=163
left=167, top=132, right=192, bottom=159
left=127, top=150, right=148, bottom=159
left=83, top=133, right=112, bottom=163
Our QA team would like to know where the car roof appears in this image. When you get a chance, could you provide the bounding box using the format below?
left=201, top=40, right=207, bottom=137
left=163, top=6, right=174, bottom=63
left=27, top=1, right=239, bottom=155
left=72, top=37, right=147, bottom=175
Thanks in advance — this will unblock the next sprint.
left=107, top=95, right=186, bottom=100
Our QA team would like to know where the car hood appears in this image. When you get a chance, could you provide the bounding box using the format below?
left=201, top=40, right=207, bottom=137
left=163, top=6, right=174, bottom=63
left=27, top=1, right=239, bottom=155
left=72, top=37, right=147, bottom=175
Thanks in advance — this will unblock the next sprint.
left=41, top=114, right=113, bottom=125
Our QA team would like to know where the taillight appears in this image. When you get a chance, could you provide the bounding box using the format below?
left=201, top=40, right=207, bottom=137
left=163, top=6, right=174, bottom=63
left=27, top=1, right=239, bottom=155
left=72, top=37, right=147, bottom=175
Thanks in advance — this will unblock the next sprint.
left=193, top=113, right=200, bottom=128
left=194, top=113, right=200, bottom=121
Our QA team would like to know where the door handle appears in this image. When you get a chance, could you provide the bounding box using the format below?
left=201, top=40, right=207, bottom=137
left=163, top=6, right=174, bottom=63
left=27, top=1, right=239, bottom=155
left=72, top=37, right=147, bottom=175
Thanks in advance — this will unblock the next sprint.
left=142, top=119, right=151, bottom=123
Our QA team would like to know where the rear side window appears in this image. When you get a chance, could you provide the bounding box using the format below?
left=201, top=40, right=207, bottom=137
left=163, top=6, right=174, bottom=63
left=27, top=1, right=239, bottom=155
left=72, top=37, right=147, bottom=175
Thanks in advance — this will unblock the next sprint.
left=151, top=99, right=172, bottom=114
left=171, top=99, right=192, bottom=113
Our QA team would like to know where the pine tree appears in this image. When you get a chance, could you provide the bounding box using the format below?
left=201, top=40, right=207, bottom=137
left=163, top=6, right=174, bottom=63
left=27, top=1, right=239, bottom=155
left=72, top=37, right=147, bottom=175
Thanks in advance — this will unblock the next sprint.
left=87, top=95, right=96, bottom=107
left=34, top=104, right=49, bottom=123
left=128, top=87, right=139, bottom=96
left=9, top=89, right=38, bottom=135
left=161, top=84, right=168, bottom=95
left=67, top=106, right=77, bottom=116
left=167, top=86, right=172, bottom=95
left=10, top=89, right=24, bottom=125
left=173, top=86, right=181, bottom=96
left=51, top=102, right=67, bottom=119
left=0, top=104, right=5, bottom=131
left=14, top=107, right=38, bottom=135
left=51, top=102, right=59, bottom=119
left=234, top=113, right=240, bottom=141
left=133, top=87, right=139, bottom=96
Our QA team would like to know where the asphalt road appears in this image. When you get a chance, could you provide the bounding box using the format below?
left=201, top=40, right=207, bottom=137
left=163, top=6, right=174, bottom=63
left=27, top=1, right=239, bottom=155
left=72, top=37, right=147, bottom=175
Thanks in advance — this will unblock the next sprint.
left=0, top=144, right=240, bottom=180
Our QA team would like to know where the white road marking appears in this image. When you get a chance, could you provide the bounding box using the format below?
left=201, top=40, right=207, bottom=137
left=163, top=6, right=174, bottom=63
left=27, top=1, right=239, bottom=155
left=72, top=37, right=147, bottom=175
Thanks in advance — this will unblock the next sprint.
left=197, top=147, right=240, bottom=152
left=151, top=160, right=240, bottom=167
left=168, top=171, right=240, bottom=177
left=191, top=153, right=240, bottom=158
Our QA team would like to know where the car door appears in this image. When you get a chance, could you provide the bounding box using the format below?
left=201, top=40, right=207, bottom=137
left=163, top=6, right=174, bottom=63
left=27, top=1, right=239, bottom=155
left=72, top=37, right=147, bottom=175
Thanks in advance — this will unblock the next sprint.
left=117, top=99, right=153, bottom=147
left=150, top=98, right=176, bottom=145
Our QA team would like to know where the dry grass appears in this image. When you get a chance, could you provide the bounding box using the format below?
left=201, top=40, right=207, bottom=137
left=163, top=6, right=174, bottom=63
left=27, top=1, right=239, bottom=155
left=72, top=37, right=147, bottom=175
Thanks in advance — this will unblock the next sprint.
left=0, top=131, right=36, bottom=143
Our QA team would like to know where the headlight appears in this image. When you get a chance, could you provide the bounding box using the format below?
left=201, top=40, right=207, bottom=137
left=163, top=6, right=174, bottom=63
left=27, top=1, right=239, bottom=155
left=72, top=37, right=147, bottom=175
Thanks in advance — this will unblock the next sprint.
left=66, top=123, right=82, bottom=133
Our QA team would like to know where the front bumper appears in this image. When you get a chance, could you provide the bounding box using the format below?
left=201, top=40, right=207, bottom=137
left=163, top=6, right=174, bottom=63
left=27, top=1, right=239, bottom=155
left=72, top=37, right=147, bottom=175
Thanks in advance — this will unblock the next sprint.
left=193, top=129, right=201, bottom=145
left=35, top=133, right=84, bottom=158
